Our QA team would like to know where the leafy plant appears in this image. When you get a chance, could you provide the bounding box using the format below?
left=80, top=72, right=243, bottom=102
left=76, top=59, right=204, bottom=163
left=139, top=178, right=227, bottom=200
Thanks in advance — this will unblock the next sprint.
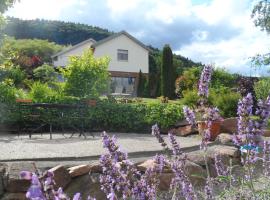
left=254, top=78, right=270, bottom=100
left=33, top=64, right=58, bottom=83
left=210, top=87, right=241, bottom=118
left=29, top=82, right=56, bottom=103
left=64, top=50, right=110, bottom=98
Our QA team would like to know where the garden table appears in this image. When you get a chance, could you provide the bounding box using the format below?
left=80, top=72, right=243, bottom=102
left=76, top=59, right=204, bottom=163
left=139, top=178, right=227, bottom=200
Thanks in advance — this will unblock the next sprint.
left=18, top=103, right=92, bottom=139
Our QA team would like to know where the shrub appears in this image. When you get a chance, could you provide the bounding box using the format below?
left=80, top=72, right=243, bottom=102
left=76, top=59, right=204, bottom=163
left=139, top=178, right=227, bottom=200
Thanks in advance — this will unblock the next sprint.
left=29, top=82, right=56, bottom=103
left=144, top=102, right=183, bottom=129
left=64, top=49, right=110, bottom=98
left=175, top=67, right=201, bottom=97
left=0, top=66, right=26, bottom=87
left=33, top=64, right=58, bottom=83
left=254, top=77, right=270, bottom=100
left=179, top=89, right=200, bottom=108
left=210, top=87, right=241, bottom=117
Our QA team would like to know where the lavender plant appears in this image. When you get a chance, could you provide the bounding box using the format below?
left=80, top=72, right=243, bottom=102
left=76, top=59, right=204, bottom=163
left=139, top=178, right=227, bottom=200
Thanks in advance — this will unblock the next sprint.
left=20, top=167, right=96, bottom=200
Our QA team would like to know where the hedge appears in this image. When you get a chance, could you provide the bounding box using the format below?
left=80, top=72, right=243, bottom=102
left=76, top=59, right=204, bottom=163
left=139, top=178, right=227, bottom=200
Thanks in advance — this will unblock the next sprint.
left=2, top=101, right=184, bottom=133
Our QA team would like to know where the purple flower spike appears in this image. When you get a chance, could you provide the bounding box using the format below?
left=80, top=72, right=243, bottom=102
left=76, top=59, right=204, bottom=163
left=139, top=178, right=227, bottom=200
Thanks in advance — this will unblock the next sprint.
left=25, top=174, right=45, bottom=200
left=168, top=132, right=182, bottom=156
left=20, top=171, right=32, bottom=180
left=183, top=106, right=196, bottom=126
left=151, top=124, right=169, bottom=150
left=73, top=193, right=81, bottom=200
left=198, top=65, right=213, bottom=98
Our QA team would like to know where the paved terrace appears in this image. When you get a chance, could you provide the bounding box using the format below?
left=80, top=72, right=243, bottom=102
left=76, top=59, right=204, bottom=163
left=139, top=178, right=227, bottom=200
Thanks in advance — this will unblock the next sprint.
left=0, top=132, right=203, bottom=162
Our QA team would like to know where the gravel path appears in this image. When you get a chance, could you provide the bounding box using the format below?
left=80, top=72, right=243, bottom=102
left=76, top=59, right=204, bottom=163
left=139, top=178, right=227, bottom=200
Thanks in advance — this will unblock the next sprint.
left=0, top=132, right=202, bottom=161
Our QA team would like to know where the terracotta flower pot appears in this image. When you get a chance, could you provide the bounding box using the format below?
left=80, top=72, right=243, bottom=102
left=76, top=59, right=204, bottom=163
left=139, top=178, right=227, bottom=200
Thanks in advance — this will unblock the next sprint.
left=86, top=99, right=97, bottom=106
left=15, top=99, right=32, bottom=103
left=198, top=121, right=221, bottom=141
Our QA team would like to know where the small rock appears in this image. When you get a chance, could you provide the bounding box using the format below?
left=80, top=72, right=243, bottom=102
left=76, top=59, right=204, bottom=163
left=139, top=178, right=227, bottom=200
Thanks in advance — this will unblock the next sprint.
left=136, top=159, right=172, bottom=173
left=89, top=163, right=102, bottom=174
left=65, top=173, right=106, bottom=200
left=136, top=159, right=155, bottom=172
left=68, top=165, right=91, bottom=178
left=6, top=162, right=35, bottom=193
left=215, top=133, right=233, bottom=145
left=220, top=118, right=237, bottom=134
left=173, top=125, right=197, bottom=137
left=2, top=193, right=27, bottom=200
left=210, top=145, right=240, bottom=158
left=158, top=173, right=174, bottom=190
left=184, top=160, right=206, bottom=186
left=186, top=151, right=212, bottom=166
left=49, top=165, right=71, bottom=189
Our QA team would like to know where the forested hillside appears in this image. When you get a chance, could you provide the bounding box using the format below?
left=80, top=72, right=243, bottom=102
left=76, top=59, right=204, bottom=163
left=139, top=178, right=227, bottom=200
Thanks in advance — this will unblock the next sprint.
left=4, top=17, right=113, bottom=45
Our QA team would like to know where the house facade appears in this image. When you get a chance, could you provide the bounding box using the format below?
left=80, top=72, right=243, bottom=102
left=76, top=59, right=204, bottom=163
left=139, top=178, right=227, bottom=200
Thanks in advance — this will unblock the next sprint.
left=52, top=31, right=149, bottom=96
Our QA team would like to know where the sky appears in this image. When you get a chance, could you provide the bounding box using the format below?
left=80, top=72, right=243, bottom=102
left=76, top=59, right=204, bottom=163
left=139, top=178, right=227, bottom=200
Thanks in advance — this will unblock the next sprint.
left=5, top=0, right=270, bottom=75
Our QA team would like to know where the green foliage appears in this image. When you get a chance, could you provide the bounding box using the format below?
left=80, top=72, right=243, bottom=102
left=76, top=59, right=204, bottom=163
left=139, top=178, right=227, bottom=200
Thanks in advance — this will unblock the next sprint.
left=64, top=50, right=110, bottom=98
left=179, top=89, right=200, bottom=108
left=161, top=44, right=174, bottom=98
left=210, top=87, right=241, bottom=118
left=29, top=82, right=57, bottom=103
left=144, top=102, right=183, bottom=129
left=1, top=37, right=63, bottom=64
left=137, top=70, right=149, bottom=97
left=0, top=0, right=16, bottom=13
left=175, top=67, right=201, bottom=97
left=211, top=68, right=238, bottom=89
left=252, top=0, right=270, bottom=33
left=4, top=17, right=113, bottom=45
left=33, top=64, right=58, bottom=83
left=254, top=78, right=270, bottom=100
left=0, top=66, right=26, bottom=86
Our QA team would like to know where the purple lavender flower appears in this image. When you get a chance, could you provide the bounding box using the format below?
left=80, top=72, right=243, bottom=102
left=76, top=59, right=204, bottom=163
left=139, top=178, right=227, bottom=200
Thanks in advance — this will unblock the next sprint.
left=25, top=174, right=45, bottom=200
left=254, top=96, right=270, bottom=136
left=263, top=141, right=270, bottom=176
left=73, top=193, right=81, bottom=200
left=237, top=93, right=253, bottom=136
left=214, top=154, right=229, bottom=176
left=168, top=132, right=182, bottom=156
left=198, top=65, right=213, bottom=98
left=204, top=179, right=213, bottom=200
left=151, top=124, right=169, bottom=150
left=132, top=154, right=166, bottom=200
left=20, top=171, right=32, bottom=180
left=170, top=159, right=197, bottom=200
left=183, top=106, right=196, bottom=126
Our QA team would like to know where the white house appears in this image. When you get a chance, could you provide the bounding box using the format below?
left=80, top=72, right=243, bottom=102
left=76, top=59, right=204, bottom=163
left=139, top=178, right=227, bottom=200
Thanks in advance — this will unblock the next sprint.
left=52, top=31, right=149, bottom=95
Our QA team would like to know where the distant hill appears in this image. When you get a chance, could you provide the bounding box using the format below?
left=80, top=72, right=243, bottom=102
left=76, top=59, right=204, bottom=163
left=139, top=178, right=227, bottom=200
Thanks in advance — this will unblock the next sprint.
left=4, top=17, right=113, bottom=45
left=4, top=17, right=201, bottom=69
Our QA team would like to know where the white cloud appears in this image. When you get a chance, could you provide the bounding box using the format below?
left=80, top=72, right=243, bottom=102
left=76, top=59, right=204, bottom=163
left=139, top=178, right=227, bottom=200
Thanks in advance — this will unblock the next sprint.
left=5, top=0, right=77, bottom=19
left=4, top=0, right=270, bottom=75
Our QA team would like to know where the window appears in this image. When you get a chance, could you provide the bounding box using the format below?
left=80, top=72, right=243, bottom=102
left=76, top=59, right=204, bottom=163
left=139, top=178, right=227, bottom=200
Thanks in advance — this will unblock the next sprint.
left=117, top=49, right=128, bottom=61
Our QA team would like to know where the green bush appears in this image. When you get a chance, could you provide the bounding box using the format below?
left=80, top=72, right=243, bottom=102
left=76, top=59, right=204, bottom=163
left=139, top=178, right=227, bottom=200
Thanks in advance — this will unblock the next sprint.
left=254, top=78, right=270, bottom=100
left=0, top=82, right=26, bottom=123
left=179, top=89, right=200, bottom=108
left=210, top=87, right=241, bottom=118
left=64, top=50, right=110, bottom=98
left=0, top=66, right=26, bottom=87
left=29, top=82, right=56, bottom=102
left=144, top=103, right=183, bottom=129
left=33, top=64, right=58, bottom=83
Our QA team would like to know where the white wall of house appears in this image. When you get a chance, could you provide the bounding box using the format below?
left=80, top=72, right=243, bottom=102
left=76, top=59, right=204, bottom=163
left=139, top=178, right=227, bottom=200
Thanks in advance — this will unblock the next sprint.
left=94, top=34, right=149, bottom=73
left=53, top=40, right=94, bottom=67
